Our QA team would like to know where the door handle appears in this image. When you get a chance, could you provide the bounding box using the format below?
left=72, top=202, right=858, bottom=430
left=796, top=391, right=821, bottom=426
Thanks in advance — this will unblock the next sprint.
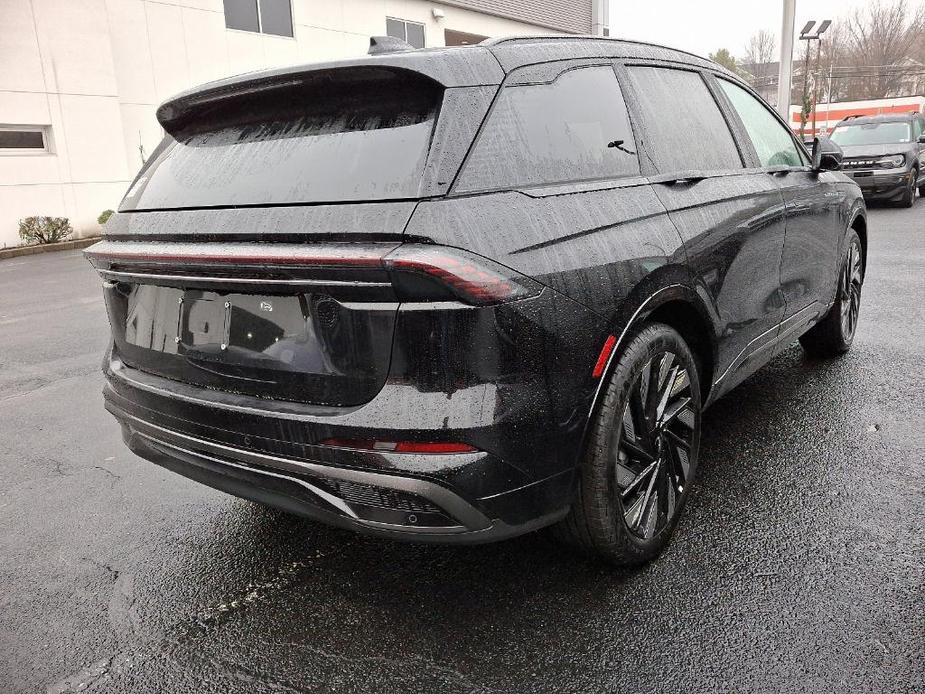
left=661, top=176, right=706, bottom=186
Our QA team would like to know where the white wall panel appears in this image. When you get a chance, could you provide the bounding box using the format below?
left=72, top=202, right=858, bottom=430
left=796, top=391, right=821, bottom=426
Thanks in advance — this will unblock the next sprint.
left=295, top=25, right=353, bottom=63
left=105, top=0, right=158, bottom=106
left=145, top=1, right=192, bottom=100
left=182, top=6, right=232, bottom=86
left=292, top=0, right=344, bottom=30
left=68, top=180, right=130, bottom=235
left=31, top=0, right=118, bottom=96
left=226, top=28, right=268, bottom=76
left=57, top=95, right=128, bottom=183
left=0, top=0, right=46, bottom=93
left=119, top=103, right=162, bottom=176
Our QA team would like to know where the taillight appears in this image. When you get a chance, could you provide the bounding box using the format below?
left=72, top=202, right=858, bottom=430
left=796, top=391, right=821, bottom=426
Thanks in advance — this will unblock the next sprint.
left=384, top=245, right=541, bottom=306
left=86, top=241, right=541, bottom=306
left=320, top=438, right=477, bottom=454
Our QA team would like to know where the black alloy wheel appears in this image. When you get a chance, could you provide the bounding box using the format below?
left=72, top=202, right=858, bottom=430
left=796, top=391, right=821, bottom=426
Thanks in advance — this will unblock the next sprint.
left=800, top=229, right=864, bottom=356
left=901, top=167, right=918, bottom=207
left=616, top=349, right=695, bottom=540
left=840, top=237, right=863, bottom=342
left=554, top=323, right=702, bottom=564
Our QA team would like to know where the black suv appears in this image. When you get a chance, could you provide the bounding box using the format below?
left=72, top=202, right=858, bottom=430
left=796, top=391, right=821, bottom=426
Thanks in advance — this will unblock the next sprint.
left=830, top=111, right=925, bottom=207
left=88, top=37, right=867, bottom=564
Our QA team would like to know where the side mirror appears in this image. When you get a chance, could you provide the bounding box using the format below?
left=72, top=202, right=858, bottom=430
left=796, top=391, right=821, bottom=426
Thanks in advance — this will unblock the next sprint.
left=812, top=136, right=843, bottom=171
left=918, top=134, right=925, bottom=144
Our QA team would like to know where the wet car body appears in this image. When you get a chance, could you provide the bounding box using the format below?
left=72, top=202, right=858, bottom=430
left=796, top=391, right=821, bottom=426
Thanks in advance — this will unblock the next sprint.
left=88, top=37, right=867, bottom=545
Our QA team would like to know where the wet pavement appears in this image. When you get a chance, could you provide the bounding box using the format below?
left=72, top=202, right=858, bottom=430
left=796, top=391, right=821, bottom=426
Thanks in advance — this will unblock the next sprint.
left=1, top=204, right=922, bottom=693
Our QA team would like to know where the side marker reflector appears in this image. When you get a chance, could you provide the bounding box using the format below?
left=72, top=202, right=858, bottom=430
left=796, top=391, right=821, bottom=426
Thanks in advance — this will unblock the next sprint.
left=592, top=335, right=617, bottom=379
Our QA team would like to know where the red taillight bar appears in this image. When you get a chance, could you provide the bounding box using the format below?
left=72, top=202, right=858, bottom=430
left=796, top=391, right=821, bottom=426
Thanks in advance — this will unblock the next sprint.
left=382, top=245, right=537, bottom=305
left=320, top=438, right=477, bottom=454
left=86, top=241, right=541, bottom=306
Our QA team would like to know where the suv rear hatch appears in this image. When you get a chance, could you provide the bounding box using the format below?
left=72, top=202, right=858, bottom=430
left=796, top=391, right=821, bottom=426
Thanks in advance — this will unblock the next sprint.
left=92, top=64, right=496, bottom=407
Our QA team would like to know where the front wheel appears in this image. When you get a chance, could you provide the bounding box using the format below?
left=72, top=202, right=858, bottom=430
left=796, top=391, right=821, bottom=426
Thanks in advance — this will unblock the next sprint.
left=899, top=168, right=918, bottom=207
left=554, top=323, right=702, bottom=565
left=799, top=230, right=863, bottom=356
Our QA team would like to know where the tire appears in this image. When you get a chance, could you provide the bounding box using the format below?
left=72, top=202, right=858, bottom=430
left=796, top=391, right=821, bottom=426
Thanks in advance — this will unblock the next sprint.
left=899, top=167, right=918, bottom=207
left=799, top=230, right=863, bottom=357
left=554, top=323, right=702, bottom=565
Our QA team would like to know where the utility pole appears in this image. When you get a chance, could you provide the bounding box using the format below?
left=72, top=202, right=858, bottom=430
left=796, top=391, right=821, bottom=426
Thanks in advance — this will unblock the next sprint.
left=776, top=0, right=796, bottom=119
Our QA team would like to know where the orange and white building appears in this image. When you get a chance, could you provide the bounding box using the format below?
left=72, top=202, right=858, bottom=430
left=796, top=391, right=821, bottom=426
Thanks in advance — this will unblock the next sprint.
left=789, top=95, right=925, bottom=138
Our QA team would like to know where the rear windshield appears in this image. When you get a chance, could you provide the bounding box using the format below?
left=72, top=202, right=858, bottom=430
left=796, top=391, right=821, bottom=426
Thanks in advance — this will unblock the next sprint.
left=121, top=69, right=441, bottom=210
left=830, top=121, right=912, bottom=146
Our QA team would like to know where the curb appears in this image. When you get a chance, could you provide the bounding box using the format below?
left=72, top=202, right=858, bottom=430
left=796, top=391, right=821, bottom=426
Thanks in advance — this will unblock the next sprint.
left=0, top=236, right=100, bottom=261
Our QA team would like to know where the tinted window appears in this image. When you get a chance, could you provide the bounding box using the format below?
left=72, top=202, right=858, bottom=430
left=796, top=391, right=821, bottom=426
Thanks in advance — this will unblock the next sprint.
left=223, top=0, right=259, bottom=32
left=457, top=66, right=640, bottom=192
left=259, top=0, right=292, bottom=37
left=121, top=75, right=441, bottom=210
left=625, top=67, right=742, bottom=172
left=719, top=79, right=804, bottom=167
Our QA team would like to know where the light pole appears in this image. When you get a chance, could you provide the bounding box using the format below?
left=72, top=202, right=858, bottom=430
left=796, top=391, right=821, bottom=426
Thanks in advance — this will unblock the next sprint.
left=776, top=0, right=796, bottom=119
left=798, top=20, right=831, bottom=139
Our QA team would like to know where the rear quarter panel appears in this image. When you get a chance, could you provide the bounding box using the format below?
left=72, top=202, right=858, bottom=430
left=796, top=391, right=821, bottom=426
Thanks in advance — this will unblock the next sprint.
left=408, top=182, right=688, bottom=322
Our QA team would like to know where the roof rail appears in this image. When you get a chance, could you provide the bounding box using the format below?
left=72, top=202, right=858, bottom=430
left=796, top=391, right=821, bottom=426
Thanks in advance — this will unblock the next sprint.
left=368, top=35, right=414, bottom=55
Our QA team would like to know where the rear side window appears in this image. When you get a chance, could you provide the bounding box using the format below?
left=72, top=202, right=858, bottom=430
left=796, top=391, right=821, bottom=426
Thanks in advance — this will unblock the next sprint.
left=455, top=66, right=639, bottom=193
left=718, top=79, right=805, bottom=167
left=121, top=70, right=441, bottom=210
left=625, top=66, right=742, bottom=172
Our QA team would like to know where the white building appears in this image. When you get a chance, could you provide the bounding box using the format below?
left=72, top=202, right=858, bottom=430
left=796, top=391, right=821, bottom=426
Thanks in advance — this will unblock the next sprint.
left=0, top=0, right=605, bottom=248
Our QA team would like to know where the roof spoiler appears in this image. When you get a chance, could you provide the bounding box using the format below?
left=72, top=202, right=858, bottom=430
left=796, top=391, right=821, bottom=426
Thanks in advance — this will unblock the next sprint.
left=369, top=36, right=414, bottom=55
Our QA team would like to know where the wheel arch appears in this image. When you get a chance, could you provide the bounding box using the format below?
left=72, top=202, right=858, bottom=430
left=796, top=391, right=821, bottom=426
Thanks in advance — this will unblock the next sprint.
left=585, top=282, right=719, bottom=432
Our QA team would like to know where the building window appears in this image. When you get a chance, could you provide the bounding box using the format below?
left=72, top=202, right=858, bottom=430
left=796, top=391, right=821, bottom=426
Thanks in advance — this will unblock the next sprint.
left=223, top=0, right=293, bottom=38
left=0, top=126, right=50, bottom=154
left=386, top=17, right=425, bottom=49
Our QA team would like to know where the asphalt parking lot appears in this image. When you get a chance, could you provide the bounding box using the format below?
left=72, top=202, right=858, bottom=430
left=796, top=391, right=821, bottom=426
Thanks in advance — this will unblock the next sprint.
left=1, top=203, right=923, bottom=694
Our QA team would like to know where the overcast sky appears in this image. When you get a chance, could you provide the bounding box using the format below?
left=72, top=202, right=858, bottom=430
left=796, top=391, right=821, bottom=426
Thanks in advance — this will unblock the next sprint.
left=608, top=0, right=882, bottom=59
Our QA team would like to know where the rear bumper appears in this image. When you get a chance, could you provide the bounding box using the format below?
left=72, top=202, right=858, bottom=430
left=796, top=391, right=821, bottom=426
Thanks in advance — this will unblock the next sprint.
left=103, top=358, right=578, bottom=543
left=114, top=404, right=567, bottom=543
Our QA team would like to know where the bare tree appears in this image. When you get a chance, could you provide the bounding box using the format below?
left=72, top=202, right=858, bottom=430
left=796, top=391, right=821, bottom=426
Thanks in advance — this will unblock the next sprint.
left=742, top=30, right=777, bottom=92
left=841, top=0, right=925, bottom=98
left=743, top=30, right=776, bottom=69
